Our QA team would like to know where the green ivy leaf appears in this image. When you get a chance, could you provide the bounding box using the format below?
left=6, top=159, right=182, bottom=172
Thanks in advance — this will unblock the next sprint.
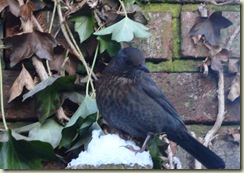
left=28, top=118, right=63, bottom=148
left=35, top=89, right=62, bottom=124
left=124, top=0, right=136, bottom=5
left=59, top=96, right=98, bottom=148
left=0, top=129, right=56, bottom=169
left=65, top=95, right=97, bottom=128
left=59, top=114, right=97, bottom=148
left=94, top=17, right=150, bottom=42
left=148, top=134, right=166, bottom=169
left=22, top=76, right=77, bottom=124
left=71, top=15, right=95, bottom=43
left=97, top=36, right=121, bottom=56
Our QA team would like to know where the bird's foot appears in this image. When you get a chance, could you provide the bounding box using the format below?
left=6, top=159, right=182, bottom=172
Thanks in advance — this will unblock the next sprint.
left=122, top=133, right=153, bottom=154
left=123, top=145, right=145, bottom=154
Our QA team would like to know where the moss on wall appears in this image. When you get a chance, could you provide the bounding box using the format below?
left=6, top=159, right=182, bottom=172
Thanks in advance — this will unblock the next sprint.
left=142, top=3, right=181, bottom=17
left=146, top=59, right=203, bottom=72
left=182, top=4, right=240, bottom=12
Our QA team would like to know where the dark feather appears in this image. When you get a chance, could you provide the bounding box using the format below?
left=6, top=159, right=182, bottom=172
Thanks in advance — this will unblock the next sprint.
left=96, top=47, right=225, bottom=169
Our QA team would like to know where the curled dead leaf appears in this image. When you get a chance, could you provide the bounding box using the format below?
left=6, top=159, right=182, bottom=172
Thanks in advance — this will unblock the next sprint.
left=189, top=11, right=232, bottom=46
left=19, top=1, right=35, bottom=21
left=0, top=0, right=8, bottom=13
left=210, top=48, right=229, bottom=72
left=3, top=30, right=57, bottom=67
left=227, top=73, right=240, bottom=101
left=228, top=59, right=240, bottom=73
left=228, top=127, right=240, bottom=144
left=7, top=0, right=20, bottom=17
left=8, top=64, right=35, bottom=103
left=49, top=52, right=77, bottom=75
left=203, top=42, right=230, bottom=72
left=191, top=35, right=202, bottom=45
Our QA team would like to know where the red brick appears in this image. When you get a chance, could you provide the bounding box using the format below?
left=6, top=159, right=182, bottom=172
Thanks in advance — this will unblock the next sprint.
left=0, top=70, right=36, bottom=121
left=150, top=72, right=240, bottom=124
left=181, top=11, right=240, bottom=58
left=131, top=12, right=173, bottom=59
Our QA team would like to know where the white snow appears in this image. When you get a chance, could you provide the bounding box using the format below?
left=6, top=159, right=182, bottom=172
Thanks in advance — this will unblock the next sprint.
left=67, top=129, right=153, bottom=168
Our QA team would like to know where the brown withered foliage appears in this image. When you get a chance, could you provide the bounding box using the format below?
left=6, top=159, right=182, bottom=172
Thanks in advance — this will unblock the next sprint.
left=8, top=64, right=35, bottom=103
left=3, top=30, right=57, bottom=67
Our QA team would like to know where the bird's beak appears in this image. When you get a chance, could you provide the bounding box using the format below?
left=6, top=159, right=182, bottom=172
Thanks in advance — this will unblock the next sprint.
left=139, top=64, right=151, bottom=73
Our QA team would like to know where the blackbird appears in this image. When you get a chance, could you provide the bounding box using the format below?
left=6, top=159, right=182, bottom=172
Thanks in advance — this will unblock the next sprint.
left=96, top=47, right=225, bottom=169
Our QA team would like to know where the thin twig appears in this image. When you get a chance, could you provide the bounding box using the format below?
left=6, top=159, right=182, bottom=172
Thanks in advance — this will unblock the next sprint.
left=32, top=15, right=44, bottom=32
left=56, top=0, right=97, bottom=81
left=225, top=26, right=240, bottom=51
left=0, top=54, right=8, bottom=130
left=16, top=0, right=70, bottom=123
left=32, top=57, right=49, bottom=81
left=162, top=136, right=174, bottom=169
left=194, top=4, right=226, bottom=169
left=198, top=21, right=237, bottom=168
left=203, top=71, right=225, bottom=146
left=48, top=0, right=57, bottom=33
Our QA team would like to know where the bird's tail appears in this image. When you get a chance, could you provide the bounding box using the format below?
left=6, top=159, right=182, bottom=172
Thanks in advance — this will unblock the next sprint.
left=173, top=132, right=225, bottom=169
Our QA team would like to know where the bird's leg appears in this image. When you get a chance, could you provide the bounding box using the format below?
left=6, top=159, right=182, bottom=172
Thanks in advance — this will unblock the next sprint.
left=124, top=132, right=153, bottom=154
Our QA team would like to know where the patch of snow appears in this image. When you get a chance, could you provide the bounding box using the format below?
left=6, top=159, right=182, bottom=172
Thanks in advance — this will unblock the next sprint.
left=67, top=129, right=153, bottom=168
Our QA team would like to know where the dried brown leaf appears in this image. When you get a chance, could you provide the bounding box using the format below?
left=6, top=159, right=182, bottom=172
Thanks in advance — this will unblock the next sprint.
left=19, top=1, right=35, bottom=21
left=49, top=53, right=77, bottom=75
left=7, top=0, right=20, bottom=17
left=0, top=0, right=8, bottom=13
left=8, top=64, right=35, bottom=103
left=228, top=59, right=240, bottom=73
left=191, top=35, right=202, bottom=45
left=189, top=11, right=232, bottom=46
left=228, top=127, right=240, bottom=143
left=227, top=73, right=240, bottom=101
left=3, top=30, right=57, bottom=67
left=203, top=41, right=230, bottom=72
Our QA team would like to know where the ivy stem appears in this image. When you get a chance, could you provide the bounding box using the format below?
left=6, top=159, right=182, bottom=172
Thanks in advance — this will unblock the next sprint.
left=48, top=0, right=57, bottom=33
left=56, top=0, right=97, bottom=82
left=46, top=0, right=57, bottom=77
left=118, top=0, right=128, bottom=18
left=86, top=44, right=99, bottom=96
left=0, top=57, right=8, bottom=130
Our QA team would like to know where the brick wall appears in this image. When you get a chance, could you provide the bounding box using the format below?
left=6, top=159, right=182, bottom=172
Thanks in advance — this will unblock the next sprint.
left=0, top=1, right=240, bottom=169
left=130, top=2, right=240, bottom=169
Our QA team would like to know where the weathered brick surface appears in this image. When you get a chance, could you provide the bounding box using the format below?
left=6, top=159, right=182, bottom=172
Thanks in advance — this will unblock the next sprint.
left=131, top=12, right=173, bottom=59
left=1, top=71, right=240, bottom=124
left=150, top=72, right=240, bottom=124
left=0, top=70, right=36, bottom=121
left=177, top=125, right=240, bottom=169
left=181, top=6, right=240, bottom=58
left=147, top=0, right=232, bottom=3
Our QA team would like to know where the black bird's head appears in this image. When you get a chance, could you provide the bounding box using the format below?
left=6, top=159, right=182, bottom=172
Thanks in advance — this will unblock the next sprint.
left=106, top=47, right=150, bottom=78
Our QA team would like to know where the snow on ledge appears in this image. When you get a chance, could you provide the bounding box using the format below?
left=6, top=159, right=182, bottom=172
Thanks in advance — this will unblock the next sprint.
left=67, top=129, right=153, bottom=169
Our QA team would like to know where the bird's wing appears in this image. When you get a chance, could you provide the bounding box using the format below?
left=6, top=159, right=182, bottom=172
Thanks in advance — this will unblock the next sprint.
left=141, top=74, right=185, bottom=125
